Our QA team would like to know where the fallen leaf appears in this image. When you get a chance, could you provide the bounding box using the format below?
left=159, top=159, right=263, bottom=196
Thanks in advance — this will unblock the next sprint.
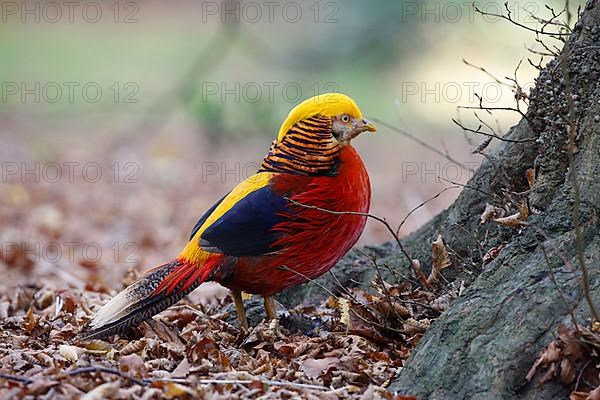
left=119, top=353, right=146, bottom=377
left=81, top=381, right=120, bottom=400
left=427, top=235, right=452, bottom=286
left=403, top=318, right=430, bottom=336
left=482, top=244, right=505, bottom=265
left=526, top=168, right=536, bottom=188
left=302, top=357, right=340, bottom=379
left=431, top=294, right=454, bottom=312
left=411, top=259, right=428, bottom=287
left=480, top=203, right=505, bottom=224
left=119, top=339, right=146, bottom=356
left=494, top=199, right=529, bottom=227
left=570, top=391, right=590, bottom=400
left=371, top=297, right=411, bottom=319
left=560, top=358, right=576, bottom=384
left=589, top=386, right=600, bottom=400
left=25, top=379, right=60, bottom=396
left=338, top=298, right=351, bottom=327
left=558, top=324, right=586, bottom=361
left=527, top=340, right=561, bottom=381
left=171, top=357, right=192, bottom=378
left=83, top=340, right=111, bottom=355
left=163, top=382, right=194, bottom=399
left=59, top=345, right=79, bottom=363
left=24, top=307, right=37, bottom=333
left=34, top=289, right=54, bottom=310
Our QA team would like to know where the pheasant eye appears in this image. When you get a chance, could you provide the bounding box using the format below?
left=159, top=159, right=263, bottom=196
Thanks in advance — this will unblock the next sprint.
left=341, top=115, right=350, bottom=123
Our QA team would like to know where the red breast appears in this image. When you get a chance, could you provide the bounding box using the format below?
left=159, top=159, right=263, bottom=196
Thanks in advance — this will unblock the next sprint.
left=221, top=145, right=370, bottom=295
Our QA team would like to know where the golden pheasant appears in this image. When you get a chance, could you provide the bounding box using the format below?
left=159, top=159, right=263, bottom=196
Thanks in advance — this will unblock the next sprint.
left=84, top=93, right=375, bottom=339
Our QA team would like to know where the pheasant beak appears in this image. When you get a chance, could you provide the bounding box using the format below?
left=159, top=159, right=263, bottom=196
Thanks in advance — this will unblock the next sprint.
left=361, top=118, right=377, bottom=133
left=350, top=118, right=377, bottom=139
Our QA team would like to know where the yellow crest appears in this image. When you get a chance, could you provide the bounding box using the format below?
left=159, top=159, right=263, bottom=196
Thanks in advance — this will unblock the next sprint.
left=277, top=93, right=364, bottom=141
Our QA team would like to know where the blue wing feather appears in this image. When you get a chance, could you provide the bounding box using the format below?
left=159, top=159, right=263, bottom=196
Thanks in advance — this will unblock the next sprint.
left=198, top=185, right=289, bottom=256
left=189, top=194, right=228, bottom=240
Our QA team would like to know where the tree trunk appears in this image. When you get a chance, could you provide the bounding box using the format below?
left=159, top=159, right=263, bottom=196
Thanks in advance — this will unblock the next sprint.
left=280, top=1, right=600, bottom=398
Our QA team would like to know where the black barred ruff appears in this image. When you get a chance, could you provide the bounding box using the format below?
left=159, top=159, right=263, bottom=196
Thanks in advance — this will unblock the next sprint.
left=259, top=116, right=342, bottom=176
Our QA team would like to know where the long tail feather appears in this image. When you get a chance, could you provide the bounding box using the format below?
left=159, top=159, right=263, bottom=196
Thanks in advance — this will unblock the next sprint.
left=80, top=258, right=218, bottom=340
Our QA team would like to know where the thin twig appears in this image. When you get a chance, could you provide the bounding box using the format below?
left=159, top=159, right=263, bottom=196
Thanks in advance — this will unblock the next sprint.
left=366, top=254, right=404, bottom=322
left=0, top=373, right=33, bottom=384
left=327, top=270, right=361, bottom=300
left=284, top=198, right=415, bottom=270
left=379, top=260, right=422, bottom=288
left=438, top=177, right=494, bottom=198
left=452, top=118, right=536, bottom=143
left=395, top=185, right=459, bottom=237
left=370, top=118, right=472, bottom=172
left=161, top=378, right=329, bottom=391
left=278, top=266, right=339, bottom=300
left=279, top=265, right=404, bottom=334
left=532, top=226, right=578, bottom=274
left=457, top=105, right=530, bottom=122
left=473, top=4, right=570, bottom=37
left=574, top=358, right=593, bottom=392
left=395, top=299, right=438, bottom=312
left=65, top=368, right=331, bottom=391
left=462, top=59, right=514, bottom=87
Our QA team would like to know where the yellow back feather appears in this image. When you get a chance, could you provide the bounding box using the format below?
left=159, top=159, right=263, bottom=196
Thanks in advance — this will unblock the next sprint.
left=277, top=93, right=363, bottom=141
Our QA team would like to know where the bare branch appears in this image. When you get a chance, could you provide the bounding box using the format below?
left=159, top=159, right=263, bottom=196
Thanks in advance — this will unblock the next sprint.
left=283, top=197, right=415, bottom=270
left=452, top=118, right=536, bottom=143
left=278, top=265, right=404, bottom=334
left=395, top=186, right=459, bottom=237
left=371, top=118, right=474, bottom=173
left=473, top=3, right=570, bottom=37
left=0, top=373, right=33, bottom=384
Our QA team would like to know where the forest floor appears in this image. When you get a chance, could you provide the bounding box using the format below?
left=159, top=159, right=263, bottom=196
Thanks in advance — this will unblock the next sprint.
left=0, top=131, right=464, bottom=399
left=2, top=128, right=599, bottom=398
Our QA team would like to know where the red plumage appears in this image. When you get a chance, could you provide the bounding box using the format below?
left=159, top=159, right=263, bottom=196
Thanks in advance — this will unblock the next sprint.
left=153, top=256, right=221, bottom=295
left=221, top=145, right=370, bottom=295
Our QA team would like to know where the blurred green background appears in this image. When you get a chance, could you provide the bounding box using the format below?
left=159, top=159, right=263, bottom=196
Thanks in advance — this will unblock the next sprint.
left=0, top=0, right=580, bottom=137
left=0, top=0, right=581, bottom=260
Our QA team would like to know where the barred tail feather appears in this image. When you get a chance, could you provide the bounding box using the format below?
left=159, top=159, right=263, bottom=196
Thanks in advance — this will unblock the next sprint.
left=80, top=258, right=217, bottom=340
